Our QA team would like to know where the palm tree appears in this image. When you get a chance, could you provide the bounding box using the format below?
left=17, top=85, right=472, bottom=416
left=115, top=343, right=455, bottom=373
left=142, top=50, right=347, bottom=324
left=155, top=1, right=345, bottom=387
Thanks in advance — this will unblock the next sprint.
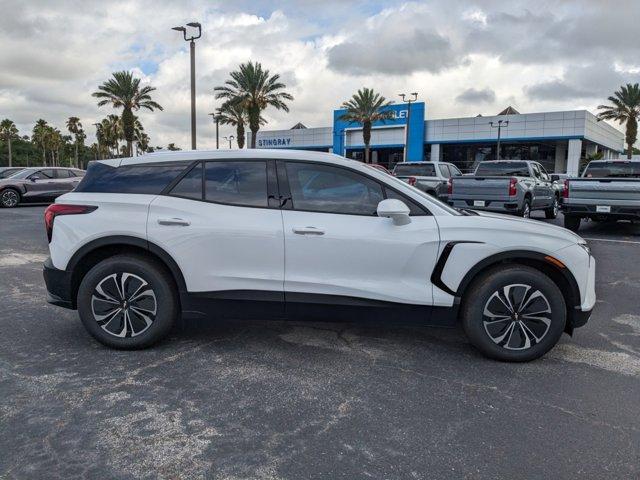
left=66, top=116, right=83, bottom=168
left=215, top=102, right=267, bottom=149
left=214, top=61, right=293, bottom=148
left=0, top=119, right=18, bottom=167
left=32, top=119, right=48, bottom=166
left=339, top=88, right=395, bottom=164
left=92, top=71, right=163, bottom=157
left=100, top=115, right=123, bottom=158
left=598, top=83, right=640, bottom=159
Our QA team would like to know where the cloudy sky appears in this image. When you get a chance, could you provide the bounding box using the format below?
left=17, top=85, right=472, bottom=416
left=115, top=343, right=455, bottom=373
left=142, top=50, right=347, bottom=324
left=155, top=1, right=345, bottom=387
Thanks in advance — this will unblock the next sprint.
left=0, top=0, right=638, bottom=149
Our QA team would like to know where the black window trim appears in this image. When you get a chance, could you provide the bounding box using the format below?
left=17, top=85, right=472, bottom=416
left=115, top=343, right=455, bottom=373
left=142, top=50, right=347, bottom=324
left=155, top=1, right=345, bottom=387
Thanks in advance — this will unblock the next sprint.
left=164, top=158, right=278, bottom=210
left=277, top=159, right=431, bottom=217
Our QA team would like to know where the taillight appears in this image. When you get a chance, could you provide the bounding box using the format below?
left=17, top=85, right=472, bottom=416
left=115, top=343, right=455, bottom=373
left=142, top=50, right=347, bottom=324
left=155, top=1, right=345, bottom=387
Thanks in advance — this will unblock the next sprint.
left=508, top=177, right=517, bottom=196
left=562, top=179, right=569, bottom=198
left=44, top=204, right=97, bottom=243
left=408, top=176, right=417, bottom=186
left=447, top=178, right=453, bottom=195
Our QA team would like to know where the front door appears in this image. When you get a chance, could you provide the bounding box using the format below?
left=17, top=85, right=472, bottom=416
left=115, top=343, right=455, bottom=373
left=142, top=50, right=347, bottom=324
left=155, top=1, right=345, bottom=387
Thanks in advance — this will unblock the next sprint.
left=147, top=160, right=285, bottom=317
left=279, top=160, right=440, bottom=313
left=23, top=169, right=57, bottom=202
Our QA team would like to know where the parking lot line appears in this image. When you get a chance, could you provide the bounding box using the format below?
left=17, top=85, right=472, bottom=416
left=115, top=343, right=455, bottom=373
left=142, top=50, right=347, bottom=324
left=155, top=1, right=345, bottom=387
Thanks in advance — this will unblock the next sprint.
left=583, top=237, right=640, bottom=245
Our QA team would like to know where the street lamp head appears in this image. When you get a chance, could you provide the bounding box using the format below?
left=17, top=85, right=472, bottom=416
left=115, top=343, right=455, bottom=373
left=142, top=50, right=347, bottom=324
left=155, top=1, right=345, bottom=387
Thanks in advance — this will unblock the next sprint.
left=172, top=26, right=186, bottom=32
left=186, top=22, right=201, bottom=28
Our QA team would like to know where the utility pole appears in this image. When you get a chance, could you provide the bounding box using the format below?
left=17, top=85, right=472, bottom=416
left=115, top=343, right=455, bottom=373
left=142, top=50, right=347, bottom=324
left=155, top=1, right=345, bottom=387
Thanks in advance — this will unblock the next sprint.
left=93, top=123, right=101, bottom=160
left=490, top=120, right=509, bottom=160
left=208, top=112, right=220, bottom=149
left=173, top=22, right=202, bottom=150
left=398, top=92, right=418, bottom=163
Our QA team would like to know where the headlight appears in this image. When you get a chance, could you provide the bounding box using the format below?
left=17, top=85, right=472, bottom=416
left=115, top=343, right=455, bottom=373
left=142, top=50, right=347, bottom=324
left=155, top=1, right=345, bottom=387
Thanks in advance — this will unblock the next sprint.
left=577, top=241, right=591, bottom=256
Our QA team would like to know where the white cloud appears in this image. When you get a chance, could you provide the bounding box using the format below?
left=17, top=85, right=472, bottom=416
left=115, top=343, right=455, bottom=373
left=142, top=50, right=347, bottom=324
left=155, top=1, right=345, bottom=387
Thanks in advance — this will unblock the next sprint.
left=0, top=0, right=635, bottom=150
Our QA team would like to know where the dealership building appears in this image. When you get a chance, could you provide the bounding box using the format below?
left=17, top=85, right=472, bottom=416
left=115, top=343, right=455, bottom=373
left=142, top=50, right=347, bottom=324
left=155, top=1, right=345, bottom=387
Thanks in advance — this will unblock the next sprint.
left=251, top=103, right=625, bottom=175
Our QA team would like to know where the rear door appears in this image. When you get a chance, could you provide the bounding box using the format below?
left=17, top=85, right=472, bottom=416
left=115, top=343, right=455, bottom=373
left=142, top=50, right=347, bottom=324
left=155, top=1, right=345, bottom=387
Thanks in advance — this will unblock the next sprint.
left=147, top=159, right=285, bottom=314
left=279, top=160, right=440, bottom=309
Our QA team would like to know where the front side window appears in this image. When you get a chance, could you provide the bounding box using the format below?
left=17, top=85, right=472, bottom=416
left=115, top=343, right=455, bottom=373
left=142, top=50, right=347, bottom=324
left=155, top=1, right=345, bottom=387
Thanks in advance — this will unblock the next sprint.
left=33, top=169, right=55, bottom=179
left=205, top=161, right=268, bottom=207
left=286, top=162, right=384, bottom=215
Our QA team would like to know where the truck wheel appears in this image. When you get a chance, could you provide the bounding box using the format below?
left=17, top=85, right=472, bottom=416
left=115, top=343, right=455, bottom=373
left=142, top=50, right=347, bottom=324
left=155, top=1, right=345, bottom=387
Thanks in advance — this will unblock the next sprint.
left=563, top=215, right=581, bottom=232
left=461, top=265, right=566, bottom=362
left=520, top=198, right=531, bottom=218
left=77, top=254, right=178, bottom=349
left=545, top=196, right=559, bottom=219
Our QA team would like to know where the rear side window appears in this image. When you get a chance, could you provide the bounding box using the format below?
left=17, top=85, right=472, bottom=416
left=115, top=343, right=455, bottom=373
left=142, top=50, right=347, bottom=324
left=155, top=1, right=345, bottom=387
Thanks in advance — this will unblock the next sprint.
left=57, top=169, right=74, bottom=178
left=170, top=163, right=203, bottom=200
left=393, top=163, right=436, bottom=176
left=475, top=162, right=530, bottom=177
left=205, top=161, right=268, bottom=207
left=438, top=165, right=450, bottom=178
left=75, top=161, right=190, bottom=194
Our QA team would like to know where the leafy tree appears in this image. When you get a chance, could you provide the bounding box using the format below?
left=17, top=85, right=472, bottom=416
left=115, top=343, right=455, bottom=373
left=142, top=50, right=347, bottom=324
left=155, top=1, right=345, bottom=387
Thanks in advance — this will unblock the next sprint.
left=339, top=88, right=395, bottom=164
left=167, top=143, right=181, bottom=151
left=215, top=61, right=293, bottom=148
left=93, top=71, right=163, bottom=157
left=0, top=119, right=19, bottom=167
left=598, top=83, right=640, bottom=159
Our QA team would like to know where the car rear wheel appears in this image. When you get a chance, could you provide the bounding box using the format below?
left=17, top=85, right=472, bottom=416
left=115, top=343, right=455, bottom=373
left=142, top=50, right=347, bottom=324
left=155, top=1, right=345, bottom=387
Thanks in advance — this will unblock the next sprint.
left=520, top=198, right=531, bottom=218
left=545, top=196, right=559, bottom=219
left=461, top=265, right=566, bottom=362
left=77, top=255, right=178, bottom=349
left=563, top=215, right=581, bottom=232
left=0, top=188, right=20, bottom=208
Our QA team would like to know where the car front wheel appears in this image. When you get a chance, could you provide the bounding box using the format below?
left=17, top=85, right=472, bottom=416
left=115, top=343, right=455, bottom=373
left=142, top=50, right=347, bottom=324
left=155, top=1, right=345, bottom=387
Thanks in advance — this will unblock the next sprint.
left=0, top=188, right=20, bottom=208
left=461, top=265, right=566, bottom=362
left=77, top=255, right=178, bottom=349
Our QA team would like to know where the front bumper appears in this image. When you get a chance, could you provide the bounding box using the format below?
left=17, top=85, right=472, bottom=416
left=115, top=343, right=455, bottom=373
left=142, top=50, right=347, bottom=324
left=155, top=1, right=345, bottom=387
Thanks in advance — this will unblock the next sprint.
left=43, top=257, right=75, bottom=309
left=567, top=253, right=595, bottom=331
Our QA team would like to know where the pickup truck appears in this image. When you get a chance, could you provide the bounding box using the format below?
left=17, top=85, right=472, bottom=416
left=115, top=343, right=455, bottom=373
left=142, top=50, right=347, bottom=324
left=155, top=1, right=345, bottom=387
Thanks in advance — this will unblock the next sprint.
left=448, top=160, right=559, bottom=218
left=561, top=160, right=640, bottom=232
left=392, top=161, right=462, bottom=203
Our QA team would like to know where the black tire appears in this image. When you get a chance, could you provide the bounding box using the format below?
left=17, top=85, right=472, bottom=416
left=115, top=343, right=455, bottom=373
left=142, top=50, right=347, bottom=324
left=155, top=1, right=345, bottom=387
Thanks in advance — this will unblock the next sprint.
left=545, top=196, right=559, bottom=219
left=0, top=188, right=20, bottom=208
left=461, top=265, right=566, bottom=362
left=77, top=254, right=178, bottom=349
left=563, top=215, right=581, bottom=232
left=520, top=197, right=532, bottom=218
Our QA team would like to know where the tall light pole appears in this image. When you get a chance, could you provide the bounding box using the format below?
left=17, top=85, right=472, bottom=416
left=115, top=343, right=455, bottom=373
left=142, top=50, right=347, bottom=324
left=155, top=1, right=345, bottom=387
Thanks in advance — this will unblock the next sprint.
left=490, top=120, right=509, bottom=160
left=399, top=92, right=418, bottom=163
left=208, top=112, right=220, bottom=149
left=223, top=135, right=235, bottom=149
left=92, top=123, right=101, bottom=160
left=172, top=22, right=202, bottom=150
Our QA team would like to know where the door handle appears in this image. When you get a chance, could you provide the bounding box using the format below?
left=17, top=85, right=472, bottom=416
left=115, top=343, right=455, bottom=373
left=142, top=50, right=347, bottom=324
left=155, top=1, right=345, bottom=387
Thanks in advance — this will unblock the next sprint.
left=292, top=226, right=325, bottom=235
left=158, top=217, right=191, bottom=226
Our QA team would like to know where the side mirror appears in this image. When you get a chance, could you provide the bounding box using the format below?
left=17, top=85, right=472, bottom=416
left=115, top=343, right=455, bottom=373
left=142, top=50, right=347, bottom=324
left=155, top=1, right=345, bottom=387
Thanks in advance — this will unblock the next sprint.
left=377, top=199, right=411, bottom=225
left=550, top=174, right=560, bottom=182
left=30, top=176, right=40, bottom=182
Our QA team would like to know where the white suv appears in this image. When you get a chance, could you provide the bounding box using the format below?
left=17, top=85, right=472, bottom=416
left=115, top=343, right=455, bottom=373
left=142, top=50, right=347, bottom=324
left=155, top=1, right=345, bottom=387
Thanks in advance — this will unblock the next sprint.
left=43, top=150, right=595, bottom=361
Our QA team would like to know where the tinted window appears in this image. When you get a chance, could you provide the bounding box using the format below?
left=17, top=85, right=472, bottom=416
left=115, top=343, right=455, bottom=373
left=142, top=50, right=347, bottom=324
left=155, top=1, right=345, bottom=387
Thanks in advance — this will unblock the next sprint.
left=73, top=170, right=86, bottom=177
left=170, top=163, right=203, bottom=200
left=205, top=161, right=268, bottom=207
left=57, top=169, right=74, bottom=178
left=34, top=169, right=55, bottom=179
left=583, top=162, right=640, bottom=178
left=393, top=163, right=436, bottom=176
left=384, top=188, right=428, bottom=216
left=286, top=162, right=384, bottom=215
left=0, top=168, right=23, bottom=179
left=75, top=161, right=189, bottom=194
left=475, top=162, right=530, bottom=177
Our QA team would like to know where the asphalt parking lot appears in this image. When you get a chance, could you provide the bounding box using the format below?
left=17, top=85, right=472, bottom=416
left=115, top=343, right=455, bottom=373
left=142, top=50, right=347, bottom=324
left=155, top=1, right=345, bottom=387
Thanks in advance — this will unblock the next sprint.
left=1, top=206, right=639, bottom=479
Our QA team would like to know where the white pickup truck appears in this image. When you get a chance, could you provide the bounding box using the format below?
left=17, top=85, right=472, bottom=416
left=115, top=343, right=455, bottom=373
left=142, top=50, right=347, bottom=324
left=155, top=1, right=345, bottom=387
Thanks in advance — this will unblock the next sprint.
left=561, top=160, right=640, bottom=232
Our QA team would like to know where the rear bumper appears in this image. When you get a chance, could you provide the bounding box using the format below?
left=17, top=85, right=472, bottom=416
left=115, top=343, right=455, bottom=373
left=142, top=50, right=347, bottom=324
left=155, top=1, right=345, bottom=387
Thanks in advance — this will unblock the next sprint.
left=43, top=257, right=75, bottom=309
left=450, top=199, right=520, bottom=213
left=561, top=203, right=640, bottom=219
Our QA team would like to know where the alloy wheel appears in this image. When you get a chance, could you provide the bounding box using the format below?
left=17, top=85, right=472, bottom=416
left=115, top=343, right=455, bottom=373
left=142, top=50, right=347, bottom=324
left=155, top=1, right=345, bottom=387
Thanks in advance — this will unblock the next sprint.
left=482, top=284, right=552, bottom=350
left=91, top=272, right=157, bottom=338
left=1, top=190, right=18, bottom=207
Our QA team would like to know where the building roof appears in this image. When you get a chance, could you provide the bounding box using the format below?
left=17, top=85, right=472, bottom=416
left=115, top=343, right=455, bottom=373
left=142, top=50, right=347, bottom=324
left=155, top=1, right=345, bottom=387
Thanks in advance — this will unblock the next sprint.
left=497, top=106, right=521, bottom=115
left=290, top=122, right=307, bottom=129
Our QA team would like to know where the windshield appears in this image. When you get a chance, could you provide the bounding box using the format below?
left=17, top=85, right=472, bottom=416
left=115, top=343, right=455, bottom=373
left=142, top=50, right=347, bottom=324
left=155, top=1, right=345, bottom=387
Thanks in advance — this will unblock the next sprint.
left=583, top=162, right=640, bottom=178
left=475, top=162, right=530, bottom=177
left=6, top=168, right=37, bottom=180
left=1, top=168, right=24, bottom=179
left=393, top=163, right=436, bottom=176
